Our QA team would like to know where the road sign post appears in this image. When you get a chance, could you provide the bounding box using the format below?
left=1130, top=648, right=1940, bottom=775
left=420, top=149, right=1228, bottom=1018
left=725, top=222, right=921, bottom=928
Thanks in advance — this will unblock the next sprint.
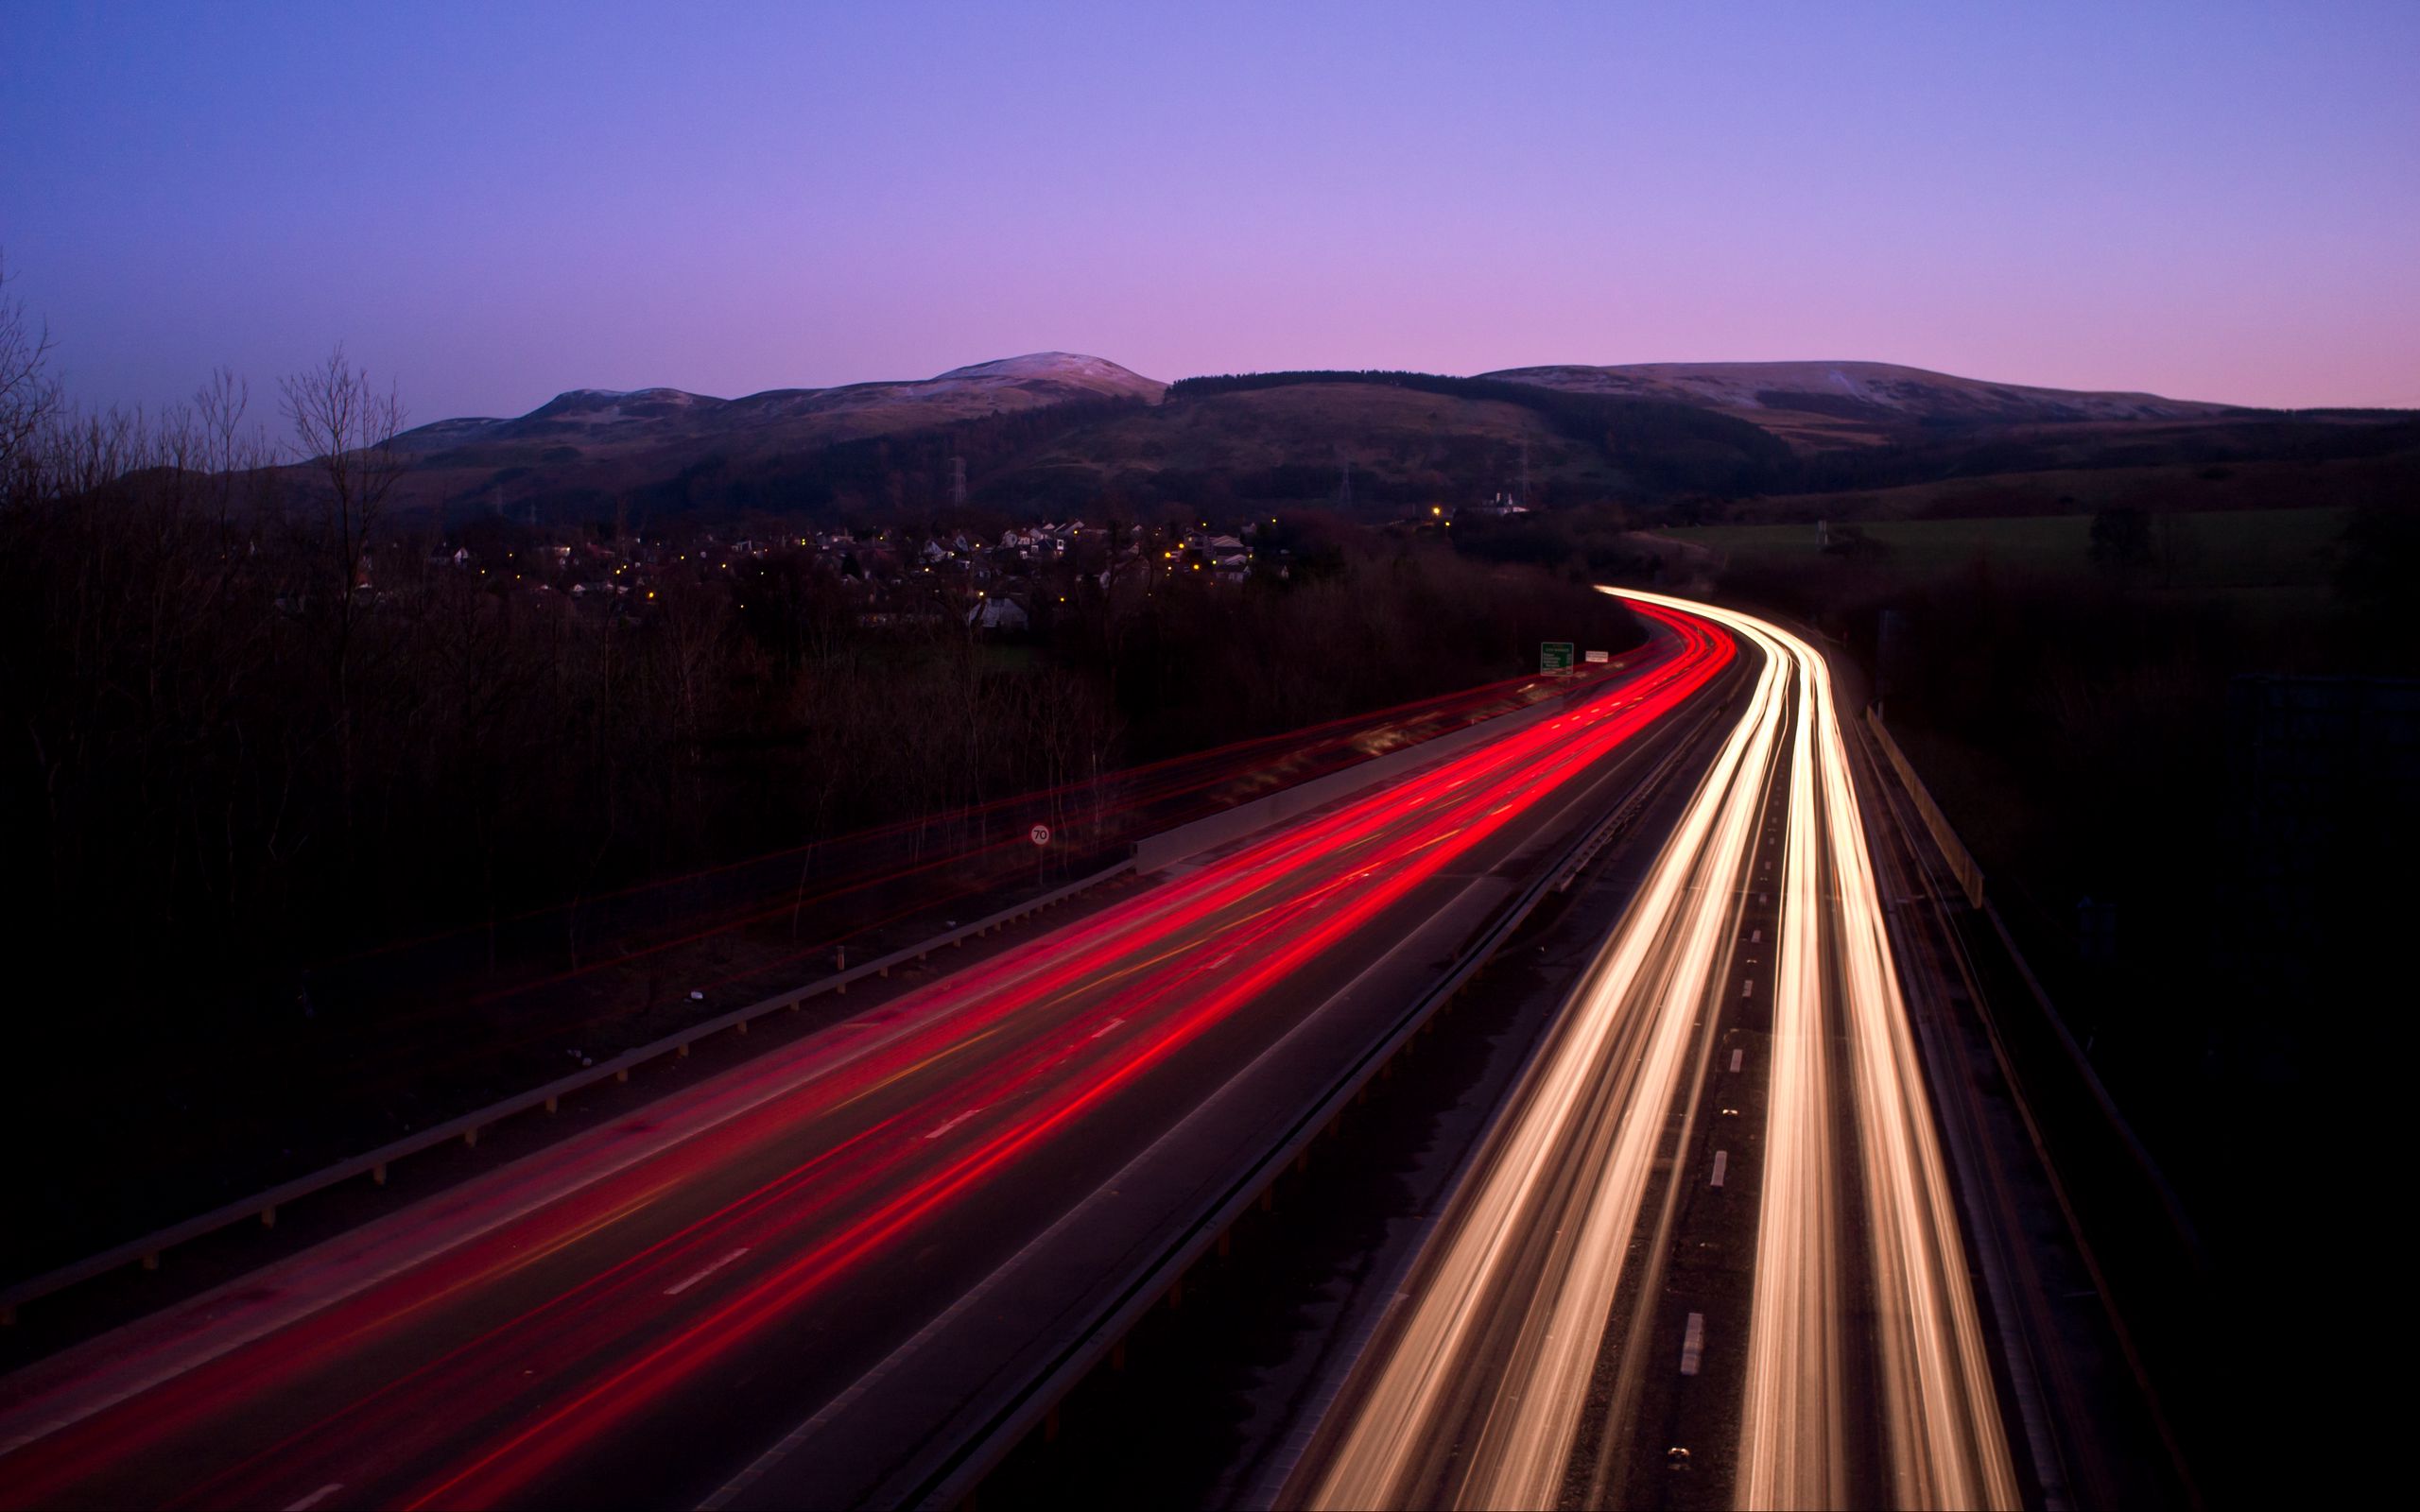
left=1541, top=642, right=1575, bottom=676
left=1030, top=823, right=1050, bottom=886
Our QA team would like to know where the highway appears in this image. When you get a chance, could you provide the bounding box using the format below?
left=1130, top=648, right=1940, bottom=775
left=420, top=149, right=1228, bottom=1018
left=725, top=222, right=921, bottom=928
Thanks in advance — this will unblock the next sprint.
left=0, top=604, right=1737, bottom=1511
left=1290, top=592, right=2019, bottom=1511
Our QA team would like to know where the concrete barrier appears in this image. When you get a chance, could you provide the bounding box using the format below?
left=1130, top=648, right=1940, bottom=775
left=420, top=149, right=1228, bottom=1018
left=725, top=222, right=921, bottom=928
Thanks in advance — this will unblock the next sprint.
left=1865, top=706, right=1986, bottom=908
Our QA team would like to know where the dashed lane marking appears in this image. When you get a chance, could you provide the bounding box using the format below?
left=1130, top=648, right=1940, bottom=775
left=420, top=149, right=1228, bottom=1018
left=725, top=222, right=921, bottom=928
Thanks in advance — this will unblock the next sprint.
left=922, top=1108, right=981, bottom=1141
left=664, top=1247, right=751, bottom=1297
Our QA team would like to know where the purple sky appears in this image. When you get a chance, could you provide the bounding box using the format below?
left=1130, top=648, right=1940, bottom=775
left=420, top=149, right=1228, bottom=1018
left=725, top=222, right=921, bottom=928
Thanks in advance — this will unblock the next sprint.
left=5, top=1, right=2414, bottom=423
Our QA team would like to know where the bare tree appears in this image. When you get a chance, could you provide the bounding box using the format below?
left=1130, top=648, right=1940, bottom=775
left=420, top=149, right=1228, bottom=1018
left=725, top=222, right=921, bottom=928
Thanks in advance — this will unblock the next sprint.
left=0, top=250, right=63, bottom=507
left=282, top=343, right=405, bottom=601
left=282, top=345, right=406, bottom=840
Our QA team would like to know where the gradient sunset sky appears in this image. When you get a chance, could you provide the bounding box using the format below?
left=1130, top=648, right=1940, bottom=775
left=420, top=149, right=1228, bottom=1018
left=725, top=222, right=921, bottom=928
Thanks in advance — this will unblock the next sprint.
left=5, top=0, right=2413, bottom=422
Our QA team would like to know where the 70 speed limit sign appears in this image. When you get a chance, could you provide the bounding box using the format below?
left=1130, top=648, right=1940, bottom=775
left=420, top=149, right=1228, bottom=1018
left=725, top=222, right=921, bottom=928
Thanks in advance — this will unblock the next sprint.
left=1029, top=824, right=1051, bottom=846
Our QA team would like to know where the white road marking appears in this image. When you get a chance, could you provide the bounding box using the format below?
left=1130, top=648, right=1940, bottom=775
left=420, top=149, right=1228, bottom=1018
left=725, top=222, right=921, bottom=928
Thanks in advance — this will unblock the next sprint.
left=1729, top=1048, right=1743, bottom=1073
left=1740, top=979, right=1754, bottom=998
left=1089, top=1016, right=1128, bottom=1040
left=1750, top=928, right=1762, bottom=944
left=1680, top=1312, right=1705, bottom=1375
left=664, top=1247, right=751, bottom=1297
left=285, top=1486, right=343, bottom=1512
left=923, top=1109, right=980, bottom=1141
left=1710, top=1151, right=1729, bottom=1188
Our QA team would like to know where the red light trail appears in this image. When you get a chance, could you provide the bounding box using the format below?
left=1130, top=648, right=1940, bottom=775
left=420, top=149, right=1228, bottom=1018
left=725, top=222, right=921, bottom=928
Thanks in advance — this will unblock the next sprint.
left=0, top=605, right=1732, bottom=1512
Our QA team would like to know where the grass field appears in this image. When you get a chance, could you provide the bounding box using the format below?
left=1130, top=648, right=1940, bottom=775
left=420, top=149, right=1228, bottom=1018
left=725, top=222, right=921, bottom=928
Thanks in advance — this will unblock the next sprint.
left=1662, top=506, right=2352, bottom=593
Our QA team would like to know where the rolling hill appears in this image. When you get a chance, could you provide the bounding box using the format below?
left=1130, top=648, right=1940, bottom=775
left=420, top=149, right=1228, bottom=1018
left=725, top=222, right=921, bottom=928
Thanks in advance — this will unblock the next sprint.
left=369, top=352, right=2411, bottom=526
left=382, top=352, right=1166, bottom=517
left=1480, top=360, right=2247, bottom=450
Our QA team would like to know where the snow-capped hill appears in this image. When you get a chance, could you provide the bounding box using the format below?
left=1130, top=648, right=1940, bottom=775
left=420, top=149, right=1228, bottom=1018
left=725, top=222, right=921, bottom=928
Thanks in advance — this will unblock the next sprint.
left=930, top=352, right=1165, bottom=400
left=384, top=354, right=1163, bottom=466
left=386, top=415, right=507, bottom=454
left=527, top=387, right=722, bottom=421
left=1484, top=360, right=2240, bottom=442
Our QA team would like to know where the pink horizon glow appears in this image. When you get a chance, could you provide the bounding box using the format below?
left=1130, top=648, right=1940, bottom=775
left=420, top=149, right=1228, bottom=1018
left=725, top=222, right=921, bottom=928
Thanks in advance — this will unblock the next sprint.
left=5, top=1, right=2413, bottom=421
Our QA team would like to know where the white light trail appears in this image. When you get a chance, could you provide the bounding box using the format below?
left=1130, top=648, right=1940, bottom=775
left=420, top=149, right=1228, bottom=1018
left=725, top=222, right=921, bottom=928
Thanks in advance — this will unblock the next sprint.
left=1308, top=603, right=1792, bottom=1509
left=1299, top=591, right=2016, bottom=1511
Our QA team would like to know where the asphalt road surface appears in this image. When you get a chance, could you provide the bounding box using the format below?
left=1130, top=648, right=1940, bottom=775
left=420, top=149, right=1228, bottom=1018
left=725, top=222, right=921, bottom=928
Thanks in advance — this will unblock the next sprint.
left=0, top=603, right=1737, bottom=1512
left=1289, top=593, right=2018, bottom=1512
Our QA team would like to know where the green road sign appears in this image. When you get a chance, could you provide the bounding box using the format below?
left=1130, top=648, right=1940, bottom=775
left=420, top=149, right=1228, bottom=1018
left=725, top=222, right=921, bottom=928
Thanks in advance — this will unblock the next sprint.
left=1541, top=642, right=1575, bottom=674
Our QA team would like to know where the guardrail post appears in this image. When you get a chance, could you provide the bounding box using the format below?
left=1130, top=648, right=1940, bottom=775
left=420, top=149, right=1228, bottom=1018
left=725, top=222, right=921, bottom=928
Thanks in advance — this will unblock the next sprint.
left=260, top=1206, right=276, bottom=1229
left=544, top=1095, right=559, bottom=1113
left=677, top=1042, right=689, bottom=1057
left=614, top=1069, right=629, bottom=1083
left=735, top=1019, right=749, bottom=1036
left=372, top=1162, right=387, bottom=1186
left=463, top=1126, right=479, bottom=1150
left=142, top=1250, right=160, bottom=1271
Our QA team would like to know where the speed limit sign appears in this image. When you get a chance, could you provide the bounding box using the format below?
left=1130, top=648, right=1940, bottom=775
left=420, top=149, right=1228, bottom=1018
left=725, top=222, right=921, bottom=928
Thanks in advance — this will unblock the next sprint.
left=1029, top=824, right=1051, bottom=846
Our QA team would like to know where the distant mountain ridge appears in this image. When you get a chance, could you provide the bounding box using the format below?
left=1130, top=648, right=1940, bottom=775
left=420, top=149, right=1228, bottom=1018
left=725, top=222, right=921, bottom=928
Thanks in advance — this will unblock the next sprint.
left=395, top=353, right=2246, bottom=464
left=368, top=351, right=2408, bottom=525
left=389, top=352, right=1167, bottom=457
left=1479, top=360, right=2245, bottom=449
